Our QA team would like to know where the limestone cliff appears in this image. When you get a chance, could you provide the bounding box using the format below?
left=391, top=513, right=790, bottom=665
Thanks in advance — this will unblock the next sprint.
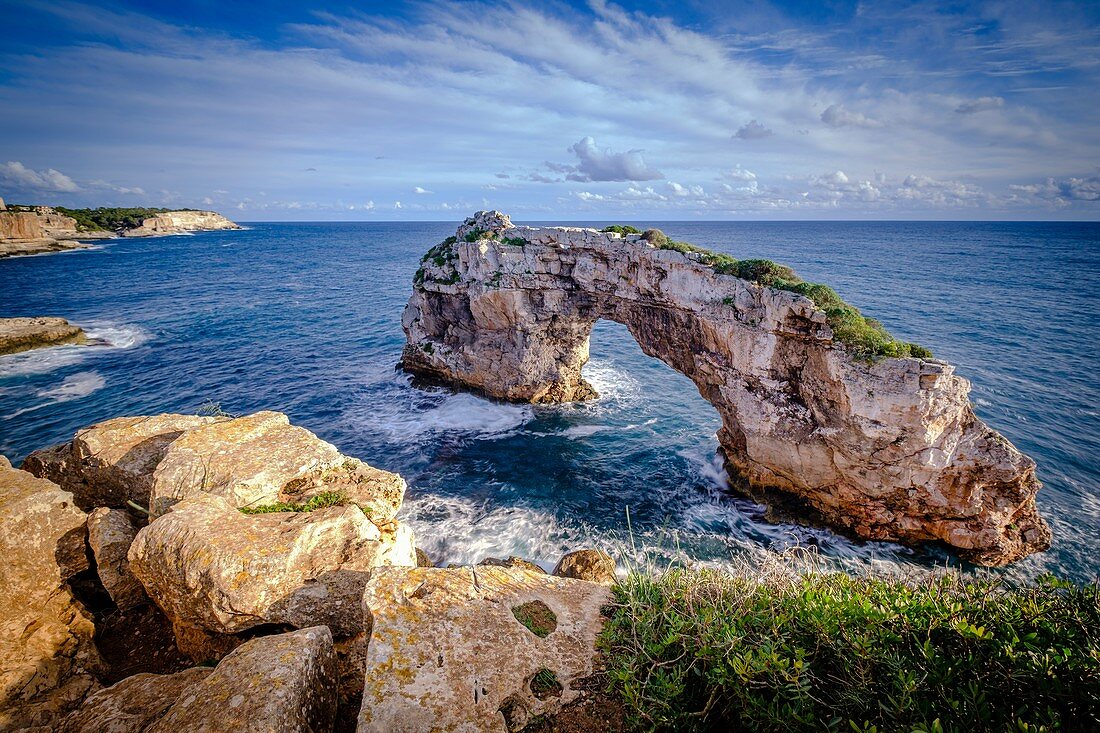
left=121, top=210, right=241, bottom=237
left=0, top=206, right=91, bottom=257
left=400, top=211, right=1051, bottom=566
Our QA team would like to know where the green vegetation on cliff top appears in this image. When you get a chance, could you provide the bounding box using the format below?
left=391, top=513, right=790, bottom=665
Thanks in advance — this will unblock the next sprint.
left=639, top=228, right=931, bottom=359
left=600, top=565, right=1099, bottom=733
left=1, top=204, right=196, bottom=232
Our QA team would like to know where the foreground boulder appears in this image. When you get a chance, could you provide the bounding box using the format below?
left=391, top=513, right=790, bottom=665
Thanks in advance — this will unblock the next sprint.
left=0, top=316, right=86, bottom=355
left=0, top=464, right=101, bottom=729
left=357, top=566, right=611, bottom=733
left=24, top=411, right=407, bottom=519
left=22, top=413, right=218, bottom=510
left=87, top=508, right=147, bottom=611
left=553, top=549, right=616, bottom=586
left=129, top=493, right=415, bottom=638
left=60, top=627, right=336, bottom=733
left=400, top=211, right=1050, bottom=566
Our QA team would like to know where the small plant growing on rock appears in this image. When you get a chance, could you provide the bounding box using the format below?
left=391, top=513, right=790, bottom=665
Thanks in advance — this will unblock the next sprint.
left=501, top=236, right=526, bottom=246
left=529, top=668, right=563, bottom=700
left=512, top=600, right=557, bottom=638
left=197, top=400, right=236, bottom=418
left=239, top=490, right=349, bottom=515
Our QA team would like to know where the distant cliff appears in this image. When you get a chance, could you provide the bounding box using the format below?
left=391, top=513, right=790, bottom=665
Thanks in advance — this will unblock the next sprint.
left=0, top=199, right=241, bottom=258
left=120, top=210, right=241, bottom=237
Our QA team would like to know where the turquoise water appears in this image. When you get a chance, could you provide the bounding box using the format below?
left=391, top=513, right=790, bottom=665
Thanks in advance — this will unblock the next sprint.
left=1, top=221, right=1097, bottom=581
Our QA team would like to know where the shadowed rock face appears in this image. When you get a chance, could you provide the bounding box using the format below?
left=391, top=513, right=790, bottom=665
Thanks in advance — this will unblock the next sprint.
left=400, top=211, right=1051, bottom=566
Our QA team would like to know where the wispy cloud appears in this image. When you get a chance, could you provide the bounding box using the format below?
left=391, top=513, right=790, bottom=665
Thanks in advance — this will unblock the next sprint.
left=0, top=0, right=1095, bottom=218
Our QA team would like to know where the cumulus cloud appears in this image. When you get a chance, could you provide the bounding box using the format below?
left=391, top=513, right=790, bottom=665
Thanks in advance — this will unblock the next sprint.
left=413, top=186, right=433, bottom=194
left=955, top=96, right=1005, bottom=114
left=820, top=104, right=882, bottom=128
left=0, top=161, right=80, bottom=192
left=733, top=120, right=772, bottom=140
left=666, top=181, right=705, bottom=197
left=1010, top=173, right=1100, bottom=203
left=558, top=136, right=663, bottom=182
left=724, top=166, right=757, bottom=182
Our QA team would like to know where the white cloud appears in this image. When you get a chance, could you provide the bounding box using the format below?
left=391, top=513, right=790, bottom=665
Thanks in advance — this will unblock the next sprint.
left=556, top=136, right=663, bottom=182
left=724, top=166, right=757, bottom=182
left=0, top=161, right=80, bottom=192
left=733, top=120, right=772, bottom=140
left=955, top=96, right=1005, bottom=114
left=413, top=186, right=433, bottom=194
left=820, top=104, right=882, bottom=128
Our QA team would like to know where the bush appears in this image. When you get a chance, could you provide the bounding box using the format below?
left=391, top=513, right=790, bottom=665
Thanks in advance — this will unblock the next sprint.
left=602, top=225, right=642, bottom=235
left=734, top=259, right=797, bottom=287
left=601, top=566, right=1100, bottom=733
left=55, top=206, right=194, bottom=232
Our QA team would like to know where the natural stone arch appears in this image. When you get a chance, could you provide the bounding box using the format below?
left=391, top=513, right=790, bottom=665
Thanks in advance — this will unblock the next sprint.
left=400, top=211, right=1050, bottom=566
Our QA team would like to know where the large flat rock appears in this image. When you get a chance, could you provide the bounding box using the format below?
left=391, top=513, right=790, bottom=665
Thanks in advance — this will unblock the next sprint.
left=0, top=316, right=86, bottom=355
left=0, top=464, right=101, bottom=729
left=357, top=566, right=611, bottom=733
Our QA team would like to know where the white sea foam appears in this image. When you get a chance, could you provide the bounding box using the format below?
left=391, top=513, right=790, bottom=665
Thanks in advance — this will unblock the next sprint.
left=5, top=371, right=106, bottom=419
left=582, top=359, right=640, bottom=404
left=369, top=391, right=533, bottom=442
left=0, top=322, right=150, bottom=378
left=559, top=417, right=656, bottom=440
left=401, top=492, right=581, bottom=568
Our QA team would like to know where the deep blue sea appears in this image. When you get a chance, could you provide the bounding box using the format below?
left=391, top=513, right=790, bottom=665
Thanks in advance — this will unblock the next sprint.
left=1, top=221, right=1097, bottom=582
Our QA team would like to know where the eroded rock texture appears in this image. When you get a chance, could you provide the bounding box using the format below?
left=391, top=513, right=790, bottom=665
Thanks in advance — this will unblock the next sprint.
left=0, top=464, right=101, bottom=729
left=357, top=566, right=611, bottom=733
left=401, top=211, right=1050, bottom=566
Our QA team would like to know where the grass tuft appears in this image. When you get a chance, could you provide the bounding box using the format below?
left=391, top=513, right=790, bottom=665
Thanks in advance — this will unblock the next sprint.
left=600, top=562, right=1100, bottom=733
left=239, top=490, right=350, bottom=515
left=512, top=600, right=558, bottom=638
left=530, top=668, right=563, bottom=699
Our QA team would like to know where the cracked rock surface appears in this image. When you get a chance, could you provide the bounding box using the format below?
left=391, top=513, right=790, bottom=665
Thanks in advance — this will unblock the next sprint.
left=401, top=210, right=1050, bottom=566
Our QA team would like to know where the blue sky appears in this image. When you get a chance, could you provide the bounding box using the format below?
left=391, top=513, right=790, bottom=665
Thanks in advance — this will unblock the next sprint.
left=0, top=0, right=1097, bottom=220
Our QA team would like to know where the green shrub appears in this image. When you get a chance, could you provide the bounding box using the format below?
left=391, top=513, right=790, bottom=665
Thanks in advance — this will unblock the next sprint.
left=501, top=236, right=526, bottom=246
left=55, top=206, right=196, bottom=232
left=602, top=225, right=642, bottom=235
left=734, top=259, right=798, bottom=287
left=464, top=228, right=496, bottom=242
left=239, top=490, right=350, bottom=515
left=601, top=567, right=1100, bottom=733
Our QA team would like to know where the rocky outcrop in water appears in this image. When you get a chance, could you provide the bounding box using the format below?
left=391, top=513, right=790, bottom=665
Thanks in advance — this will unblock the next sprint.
left=121, top=210, right=241, bottom=237
left=0, top=317, right=86, bottom=355
left=400, top=211, right=1050, bottom=566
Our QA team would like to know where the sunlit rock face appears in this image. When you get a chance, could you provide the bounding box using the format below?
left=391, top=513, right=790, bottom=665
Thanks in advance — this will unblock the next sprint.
left=400, top=211, right=1050, bottom=566
left=121, top=210, right=241, bottom=237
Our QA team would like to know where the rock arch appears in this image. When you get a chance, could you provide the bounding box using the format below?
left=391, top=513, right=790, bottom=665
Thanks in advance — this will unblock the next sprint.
left=400, top=211, right=1050, bottom=566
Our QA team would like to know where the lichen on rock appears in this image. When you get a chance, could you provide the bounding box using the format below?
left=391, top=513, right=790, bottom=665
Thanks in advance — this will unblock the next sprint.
left=400, top=211, right=1051, bottom=566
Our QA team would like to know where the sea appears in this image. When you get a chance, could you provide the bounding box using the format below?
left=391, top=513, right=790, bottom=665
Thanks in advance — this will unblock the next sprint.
left=1, top=221, right=1097, bottom=582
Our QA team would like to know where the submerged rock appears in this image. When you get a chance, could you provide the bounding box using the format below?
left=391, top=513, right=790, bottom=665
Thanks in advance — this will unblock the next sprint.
left=400, top=211, right=1050, bottom=566
left=128, top=493, right=415, bottom=637
left=553, top=549, right=616, bottom=586
left=0, top=316, right=86, bottom=355
left=357, top=565, right=611, bottom=733
left=0, top=463, right=101, bottom=729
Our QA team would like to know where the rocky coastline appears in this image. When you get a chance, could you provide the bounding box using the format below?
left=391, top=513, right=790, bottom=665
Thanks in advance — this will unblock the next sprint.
left=0, top=198, right=240, bottom=258
left=0, top=411, right=617, bottom=730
